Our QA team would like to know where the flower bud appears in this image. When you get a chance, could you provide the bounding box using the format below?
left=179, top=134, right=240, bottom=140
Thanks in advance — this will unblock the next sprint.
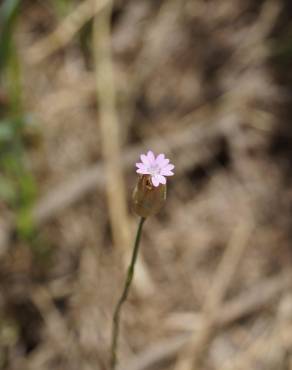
left=132, top=175, right=166, bottom=218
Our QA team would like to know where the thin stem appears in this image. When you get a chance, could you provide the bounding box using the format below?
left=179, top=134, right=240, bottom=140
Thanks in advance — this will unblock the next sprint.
left=110, top=217, right=146, bottom=370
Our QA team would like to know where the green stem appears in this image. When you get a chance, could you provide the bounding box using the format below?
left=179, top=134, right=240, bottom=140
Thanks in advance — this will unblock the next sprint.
left=110, top=217, right=146, bottom=370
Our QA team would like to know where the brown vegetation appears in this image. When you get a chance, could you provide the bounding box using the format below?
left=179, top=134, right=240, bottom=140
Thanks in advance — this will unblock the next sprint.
left=1, top=0, right=292, bottom=369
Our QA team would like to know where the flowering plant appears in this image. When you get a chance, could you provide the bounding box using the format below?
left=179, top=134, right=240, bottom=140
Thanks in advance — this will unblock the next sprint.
left=110, top=151, right=174, bottom=369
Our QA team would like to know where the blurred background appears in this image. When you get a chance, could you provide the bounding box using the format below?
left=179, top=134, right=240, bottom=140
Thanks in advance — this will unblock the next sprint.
left=1, top=0, right=292, bottom=369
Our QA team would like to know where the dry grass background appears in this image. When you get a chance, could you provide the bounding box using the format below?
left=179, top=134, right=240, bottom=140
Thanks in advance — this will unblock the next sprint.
left=1, top=0, right=292, bottom=369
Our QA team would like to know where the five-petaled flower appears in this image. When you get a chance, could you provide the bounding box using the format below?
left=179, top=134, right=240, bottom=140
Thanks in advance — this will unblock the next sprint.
left=136, top=150, right=175, bottom=187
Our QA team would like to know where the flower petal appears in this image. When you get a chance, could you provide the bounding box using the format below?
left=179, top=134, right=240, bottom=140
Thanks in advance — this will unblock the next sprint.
left=136, top=162, right=146, bottom=169
left=151, top=174, right=166, bottom=186
left=156, top=153, right=165, bottom=164
left=156, top=174, right=166, bottom=184
left=151, top=175, right=160, bottom=187
left=147, top=150, right=155, bottom=164
left=137, top=168, right=150, bottom=175
left=160, top=158, right=170, bottom=167
left=161, top=168, right=174, bottom=176
left=140, top=154, right=150, bottom=166
left=163, top=164, right=175, bottom=172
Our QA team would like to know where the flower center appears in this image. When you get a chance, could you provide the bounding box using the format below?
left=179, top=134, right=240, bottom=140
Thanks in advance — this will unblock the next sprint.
left=149, top=164, right=160, bottom=176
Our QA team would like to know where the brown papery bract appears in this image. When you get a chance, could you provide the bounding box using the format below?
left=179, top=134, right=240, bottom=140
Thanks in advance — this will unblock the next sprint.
left=132, top=175, right=167, bottom=218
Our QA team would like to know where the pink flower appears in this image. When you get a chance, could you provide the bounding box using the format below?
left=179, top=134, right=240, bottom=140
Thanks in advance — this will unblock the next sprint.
left=136, top=150, right=175, bottom=187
